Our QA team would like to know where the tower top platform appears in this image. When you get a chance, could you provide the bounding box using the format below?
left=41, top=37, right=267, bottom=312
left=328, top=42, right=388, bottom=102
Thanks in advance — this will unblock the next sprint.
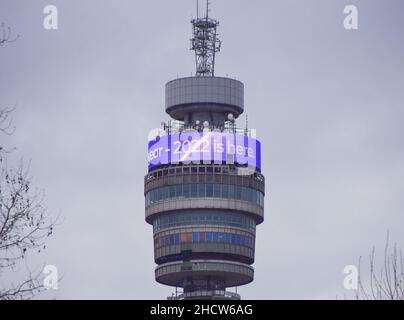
left=165, top=76, right=244, bottom=123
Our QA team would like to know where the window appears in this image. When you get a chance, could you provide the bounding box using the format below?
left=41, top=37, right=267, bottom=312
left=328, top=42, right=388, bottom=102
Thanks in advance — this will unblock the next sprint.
left=180, top=233, right=186, bottom=243
left=198, top=184, right=205, bottom=197
left=191, top=184, right=198, bottom=197
left=192, top=232, right=199, bottom=242
left=183, top=184, right=190, bottom=198
left=236, top=186, right=242, bottom=200
left=162, top=187, right=169, bottom=200
left=158, top=232, right=253, bottom=248
left=175, top=185, right=182, bottom=198
left=213, top=184, right=221, bottom=198
left=241, top=187, right=248, bottom=201
left=228, top=185, right=235, bottom=199
left=152, top=211, right=256, bottom=232
left=222, top=184, right=229, bottom=198
left=145, top=193, right=150, bottom=206
left=212, top=233, right=218, bottom=242
left=147, top=184, right=263, bottom=206
left=206, top=184, right=213, bottom=197
left=169, top=185, right=176, bottom=198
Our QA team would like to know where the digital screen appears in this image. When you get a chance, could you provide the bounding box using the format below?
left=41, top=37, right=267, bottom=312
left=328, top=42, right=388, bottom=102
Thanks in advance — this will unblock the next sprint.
left=148, top=132, right=261, bottom=171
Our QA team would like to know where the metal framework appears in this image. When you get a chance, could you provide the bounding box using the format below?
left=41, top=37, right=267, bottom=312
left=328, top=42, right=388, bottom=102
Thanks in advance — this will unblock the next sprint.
left=190, top=1, right=221, bottom=77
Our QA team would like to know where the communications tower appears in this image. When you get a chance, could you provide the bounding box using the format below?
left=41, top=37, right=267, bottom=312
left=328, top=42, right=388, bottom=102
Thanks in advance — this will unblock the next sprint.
left=145, top=1, right=265, bottom=300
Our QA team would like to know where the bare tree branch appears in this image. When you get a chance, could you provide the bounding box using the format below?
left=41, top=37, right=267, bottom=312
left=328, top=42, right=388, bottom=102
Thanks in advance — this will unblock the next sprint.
left=0, top=23, right=19, bottom=46
left=356, top=231, right=404, bottom=300
left=1, top=44, right=59, bottom=299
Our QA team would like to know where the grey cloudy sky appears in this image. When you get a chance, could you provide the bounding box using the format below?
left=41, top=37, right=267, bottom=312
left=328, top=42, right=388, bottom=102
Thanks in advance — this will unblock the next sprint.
left=1, top=0, right=403, bottom=299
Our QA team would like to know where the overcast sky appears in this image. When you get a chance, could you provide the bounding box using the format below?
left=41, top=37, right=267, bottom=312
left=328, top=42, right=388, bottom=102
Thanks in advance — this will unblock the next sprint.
left=1, top=0, right=403, bottom=299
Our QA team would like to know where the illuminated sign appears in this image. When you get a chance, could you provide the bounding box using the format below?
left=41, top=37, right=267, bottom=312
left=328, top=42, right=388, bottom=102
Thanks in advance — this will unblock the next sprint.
left=148, top=132, right=261, bottom=171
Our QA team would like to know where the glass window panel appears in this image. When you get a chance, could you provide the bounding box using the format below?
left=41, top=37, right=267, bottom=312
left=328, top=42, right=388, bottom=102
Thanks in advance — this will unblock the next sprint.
left=241, top=187, right=247, bottom=201
left=191, top=184, right=198, bottom=197
left=213, top=184, right=221, bottom=198
left=212, top=233, right=218, bottom=242
left=228, top=185, right=235, bottom=199
left=198, top=183, right=206, bottom=197
left=175, top=185, right=182, bottom=198
left=183, top=184, right=190, bottom=198
left=236, top=186, right=242, bottom=199
left=247, top=188, right=253, bottom=202
left=180, top=233, right=187, bottom=243
left=222, top=184, right=229, bottom=198
left=206, top=184, right=213, bottom=197
left=186, top=233, right=192, bottom=242
left=169, top=185, right=176, bottom=198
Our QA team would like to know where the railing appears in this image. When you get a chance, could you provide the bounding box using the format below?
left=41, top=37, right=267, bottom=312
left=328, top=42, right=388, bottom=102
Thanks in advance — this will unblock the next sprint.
left=145, top=164, right=265, bottom=184
left=167, top=290, right=241, bottom=300
left=161, top=120, right=256, bottom=137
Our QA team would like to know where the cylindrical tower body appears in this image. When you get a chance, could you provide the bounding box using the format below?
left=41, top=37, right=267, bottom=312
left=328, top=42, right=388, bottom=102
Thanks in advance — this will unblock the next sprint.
left=145, top=76, right=265, bottom=300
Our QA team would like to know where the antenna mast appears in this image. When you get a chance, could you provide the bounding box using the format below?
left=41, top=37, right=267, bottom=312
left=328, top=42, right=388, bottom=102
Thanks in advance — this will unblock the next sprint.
left=191, top=0, right=221, bottom=77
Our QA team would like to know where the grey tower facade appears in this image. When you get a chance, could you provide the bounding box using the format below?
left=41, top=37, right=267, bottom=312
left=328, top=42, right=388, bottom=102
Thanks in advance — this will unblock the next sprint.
left=145, top=3, right=265, bottom=300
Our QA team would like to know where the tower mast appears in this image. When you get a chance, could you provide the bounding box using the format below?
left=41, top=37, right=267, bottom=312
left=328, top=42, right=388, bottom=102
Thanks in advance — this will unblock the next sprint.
left=191, top=0, right=221, bottom=76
